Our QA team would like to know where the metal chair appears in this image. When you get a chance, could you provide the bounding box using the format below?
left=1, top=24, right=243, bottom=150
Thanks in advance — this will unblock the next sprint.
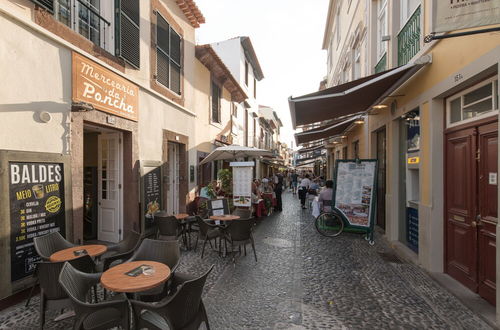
left=232, top=208, right=253, bottom=220
left=33, top=231, right=75, bottom=260
left=97, top=230, right=142, bottom=272
left=223, top=219, right=257, bottom=263
left=156, top=213, right=183, bottom=242
left=131, top=265, right=214, bottom=330
left=193, top=216, right=222, bottom=258
left=58, top=262, right=129, bottom=330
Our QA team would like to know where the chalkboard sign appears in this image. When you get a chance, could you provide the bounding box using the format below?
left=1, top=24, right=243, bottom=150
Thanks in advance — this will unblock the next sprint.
left=332, top=160, right=378, bottom=230
left=9, top=162, right=66, bottom=282
left=143, top=166, right=162, bottom=230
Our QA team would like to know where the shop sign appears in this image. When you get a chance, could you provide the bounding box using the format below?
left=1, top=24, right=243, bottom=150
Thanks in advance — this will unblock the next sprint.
left=72, top=52, right=139, bottom=121
left=407, top=156, right=420, bottom=164
left=9, top=162, right=66, bottom=282
left=432, top=0, right=500, bottom=33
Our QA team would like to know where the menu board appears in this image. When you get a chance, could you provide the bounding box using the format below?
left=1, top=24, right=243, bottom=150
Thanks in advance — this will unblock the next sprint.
left=232, top=166, right=252, bottom=207
left=9, top=162, right=66, bottom=282
left=143, top=166, right=162, bottom=229
left=333, top=160, right=377, bottom=228
left=208, top=199, right=229, bottom=216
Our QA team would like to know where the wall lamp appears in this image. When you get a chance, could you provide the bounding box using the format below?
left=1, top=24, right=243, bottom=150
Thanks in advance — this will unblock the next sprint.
left=354, top=118, right=365, bottom=125
left=372, top=104, right=388, bottom=110
left=71, top=101, right=95, bottom=112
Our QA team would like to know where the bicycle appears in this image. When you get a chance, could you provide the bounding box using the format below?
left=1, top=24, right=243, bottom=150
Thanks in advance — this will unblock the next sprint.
left=314, top=208, right=344, bottom=237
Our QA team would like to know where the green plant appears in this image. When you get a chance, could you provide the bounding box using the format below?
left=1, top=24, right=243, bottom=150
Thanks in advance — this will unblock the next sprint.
left=205, top=183, right=217, bottom=199
left=217, top=169, right=232, bottom=195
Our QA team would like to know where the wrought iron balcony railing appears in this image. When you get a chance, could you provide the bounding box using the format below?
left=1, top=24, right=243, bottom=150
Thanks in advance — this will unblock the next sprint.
left=398, top=6, right=421, bottom=66
left=375, top=53, right=387, bottom=74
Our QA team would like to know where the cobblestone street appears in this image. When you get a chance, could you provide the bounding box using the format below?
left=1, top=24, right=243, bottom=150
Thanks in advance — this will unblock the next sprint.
left=0, top=192, right=493, bottom=329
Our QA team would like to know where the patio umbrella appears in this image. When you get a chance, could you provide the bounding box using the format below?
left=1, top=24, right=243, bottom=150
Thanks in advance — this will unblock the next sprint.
left=199, top=145, right=273, bottom=165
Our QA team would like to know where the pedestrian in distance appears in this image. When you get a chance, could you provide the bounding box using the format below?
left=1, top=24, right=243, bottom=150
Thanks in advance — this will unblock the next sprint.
left=291, top=171, right=299, bottom=195
left=298, top=174, right=311, bottom=209
left=274, top=172, right=284, bottom=211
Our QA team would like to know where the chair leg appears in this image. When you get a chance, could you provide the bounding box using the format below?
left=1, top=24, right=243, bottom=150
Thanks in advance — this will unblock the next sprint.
left=39, top=293, right=45, bottom=330
left=244, top=244, right=247, bottom=256
left=251, top=237, right=257, bottom=262
left=25, top=282, right=37, bottom=307
left=194, top=235, right=199, bottom=251
left=201, top=237, right=208, bottom=258
left=208, top=239, right=213, bottom=250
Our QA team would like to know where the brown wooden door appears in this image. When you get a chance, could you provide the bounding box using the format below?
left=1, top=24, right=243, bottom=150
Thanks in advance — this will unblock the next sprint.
left=376, top=128, right=387, bottom=230
left=477, top=122, right=497, bottom=305
left=445, top=121, right=497, bottom=306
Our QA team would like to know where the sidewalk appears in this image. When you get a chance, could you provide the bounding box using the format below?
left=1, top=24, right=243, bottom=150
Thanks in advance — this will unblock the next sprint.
left=0, top=192, right=494, bottom=329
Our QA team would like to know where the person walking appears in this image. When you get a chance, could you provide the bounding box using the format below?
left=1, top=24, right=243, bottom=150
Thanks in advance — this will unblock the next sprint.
left=298, top=174, right=311, bottom=209
left=274, top=172, right=284, bottom=211
left=291, top=171, right=299, bottom=195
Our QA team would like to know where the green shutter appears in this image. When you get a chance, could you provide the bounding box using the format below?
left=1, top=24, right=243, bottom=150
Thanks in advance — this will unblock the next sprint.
left=31, top=0, right=54, bottom=12
left=115, top=0, right=140, bottom=69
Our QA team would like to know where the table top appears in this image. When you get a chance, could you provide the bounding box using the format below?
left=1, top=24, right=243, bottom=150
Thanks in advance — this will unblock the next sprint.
left=175, top=213, right=190, bottom=220
left=209, top=215, right=240, bottom=221
left=100, top=261, right=171, bottom=293
left=49, top=244, right=108, bottom=262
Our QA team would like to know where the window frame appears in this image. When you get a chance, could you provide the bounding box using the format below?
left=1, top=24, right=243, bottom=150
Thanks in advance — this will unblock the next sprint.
left=446, top=77, right=498, bottom=128
left=376, top=0, right=388, bottom=61
left=210, top=79, right=222, bottom=124
left=155, top=11, right=183, bottom=96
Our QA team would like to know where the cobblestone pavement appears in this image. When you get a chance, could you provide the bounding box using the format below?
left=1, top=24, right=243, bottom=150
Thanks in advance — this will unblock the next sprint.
left=0, top=192, right=493, bottom=329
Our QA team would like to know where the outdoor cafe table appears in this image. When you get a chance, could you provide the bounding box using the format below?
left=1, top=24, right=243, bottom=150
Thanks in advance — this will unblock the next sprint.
left=175, top=213, right=189, bottom=220
left=100, top=261, right=171, bottom=293
left=209, top=215, right=240, bottom=222
left=49, top=244, right=107, bottom=262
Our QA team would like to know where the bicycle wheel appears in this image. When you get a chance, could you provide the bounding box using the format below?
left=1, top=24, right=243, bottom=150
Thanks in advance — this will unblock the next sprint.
left=315, top=212, right=344, bottom=237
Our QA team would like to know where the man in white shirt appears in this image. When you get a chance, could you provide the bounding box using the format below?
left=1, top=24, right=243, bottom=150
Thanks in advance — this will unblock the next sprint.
left=298, top=174, right=311, bottom=209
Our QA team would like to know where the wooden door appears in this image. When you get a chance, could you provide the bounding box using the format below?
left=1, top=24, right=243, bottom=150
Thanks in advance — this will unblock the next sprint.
left=376, top=128, right=387, bottom=230
left=477, top=122, right=497, bottom=305
left=445, top=121, right=497, bottom=305
left=445, top=127, right=477, bottom=291
left=97, top=132, right=122, bottom=243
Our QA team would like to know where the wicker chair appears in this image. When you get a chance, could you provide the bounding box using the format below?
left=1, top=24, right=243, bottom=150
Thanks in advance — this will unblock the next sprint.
left=33, top=231, right=75, bottom=260
left=157, top=214, right=183, bottom=242
left=36, top=255, right=97, bottom=329
left=193, top=216, right=222, bottom=258
left=131, top=265, right=214, bottom=330
left=223, top=219, right=257, bottom=263
left=97, top=230, right=142, bottom=272
left=128, top=239, right=181, bottom=301
left=58, top=262, right=129, bottom=330
left=232, top=208, right=253, bottom=220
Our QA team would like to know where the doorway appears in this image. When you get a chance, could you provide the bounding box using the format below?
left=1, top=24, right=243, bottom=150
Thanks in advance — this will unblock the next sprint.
left=445, top=120, right=497, bottom=305
left=83, top=125, right=123, bottom=243
left=167, top=142, right=180, bottom=214
left=376, top=128, right=387, bottom=230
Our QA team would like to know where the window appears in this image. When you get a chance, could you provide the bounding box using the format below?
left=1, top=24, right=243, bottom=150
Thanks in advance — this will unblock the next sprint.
left=156, top=13, right=182, bottom=95
left=253, top=78, right=257, bottom=98
left=245, top=61, right=249, bottom=86
left=447, top=78, right=498, bottom=127
left=232, top=102, right=238, bottom=118
left=211, top=80, right=221, bottom=123
left=342, top=146, right=348, bottom=159
left=352, top=140, right=359, bottom=159
left=400, top=0, right=420, bottom=29
left=352, top=42, right=361, bottom=80
left=377, top=0, right=388, bottom=60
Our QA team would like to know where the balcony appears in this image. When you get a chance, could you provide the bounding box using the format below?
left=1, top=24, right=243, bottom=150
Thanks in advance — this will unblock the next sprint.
left=398, top=6, right=421, bottom=66
left=374, top=53, right=387, bottom=74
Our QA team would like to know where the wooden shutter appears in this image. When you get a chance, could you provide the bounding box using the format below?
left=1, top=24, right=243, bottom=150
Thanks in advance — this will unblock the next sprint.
left=31, top=0, right=54, bottom=12
left=170, top=29, right=182, bottom=95
left=116, top=0, right=140, bottom=68
left=211, top=82, right=220, bottom=123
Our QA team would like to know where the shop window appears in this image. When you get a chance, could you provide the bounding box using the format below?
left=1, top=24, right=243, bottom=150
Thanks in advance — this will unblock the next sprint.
left=446, top=78, right=498, bottom=127
left=211, top=80, right=221, bottom=123
left=156, top=12, right=182, bottom=95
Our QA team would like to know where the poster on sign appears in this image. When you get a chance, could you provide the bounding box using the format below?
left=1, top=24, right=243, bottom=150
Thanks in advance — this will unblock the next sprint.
left=332, top=160, right=377, bottom=229
left=140, top=161, right=163, bottom=234
left=9, top=162, right=66, bottom=282
left=230, top=162, right=253, bottom=207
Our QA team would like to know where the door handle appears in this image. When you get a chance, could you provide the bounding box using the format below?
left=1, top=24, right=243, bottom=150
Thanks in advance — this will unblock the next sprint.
left=471, top=221, right=477, bottom=228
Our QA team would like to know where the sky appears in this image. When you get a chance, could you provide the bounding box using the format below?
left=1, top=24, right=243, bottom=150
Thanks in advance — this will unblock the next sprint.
left=195, top=0, right=329, bottom=149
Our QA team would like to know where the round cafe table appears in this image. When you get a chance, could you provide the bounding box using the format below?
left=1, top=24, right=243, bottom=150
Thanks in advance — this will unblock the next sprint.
left=209, top=215, right=240, bottom=221
left=175, top=213, right=189, bottom=220
left=49, top=245, right=107, bottom=262
left=100, top=261, right=171, bottom=293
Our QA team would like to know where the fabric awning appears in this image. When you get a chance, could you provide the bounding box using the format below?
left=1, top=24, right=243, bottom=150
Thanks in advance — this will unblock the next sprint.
left=295, top=116, right=358, bottom=145
left=297, top=144, right=324, bottom=154
left=288, top=60, right=429, bottom=128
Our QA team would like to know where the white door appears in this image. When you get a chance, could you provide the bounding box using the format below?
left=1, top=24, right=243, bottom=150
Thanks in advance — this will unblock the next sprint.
left=167, top=142, right=180, bottom=214
left=98, top=132, right=122, bottom=242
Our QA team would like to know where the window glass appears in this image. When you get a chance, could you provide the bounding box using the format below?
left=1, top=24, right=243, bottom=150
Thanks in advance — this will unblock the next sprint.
left=463, top=83, right=492, bottom=105
left=463, top=99, right=493, bottom=119
left=450, top=98, right=461, bottom=123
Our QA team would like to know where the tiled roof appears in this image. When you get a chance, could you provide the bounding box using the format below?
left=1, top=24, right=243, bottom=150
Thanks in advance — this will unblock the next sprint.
left=176, top=0, right=205, bottom=28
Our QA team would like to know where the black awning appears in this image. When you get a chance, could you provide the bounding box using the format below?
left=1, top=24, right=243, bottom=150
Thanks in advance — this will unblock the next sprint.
left=288, top=61, right=428, bottom=128
left=297, top=144, right=324, bottom=154
left=295, top=116, right=357, bottom=145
